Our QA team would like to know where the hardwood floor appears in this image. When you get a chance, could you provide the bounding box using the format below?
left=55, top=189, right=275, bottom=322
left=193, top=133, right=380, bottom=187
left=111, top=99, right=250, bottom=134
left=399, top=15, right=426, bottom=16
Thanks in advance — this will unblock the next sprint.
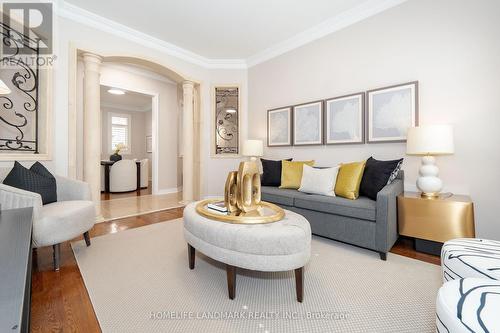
left=100, top=181, right=152, bottom=201
left=30, top=208, right=439, bottom=332
left=30, top=207, right=183, bottom=333
left=390, top=236, right=441, bottom=265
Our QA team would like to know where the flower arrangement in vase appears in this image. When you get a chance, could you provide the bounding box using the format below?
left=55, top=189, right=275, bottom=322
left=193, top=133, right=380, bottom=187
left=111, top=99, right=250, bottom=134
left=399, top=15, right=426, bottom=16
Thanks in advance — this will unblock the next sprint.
left=110, top=143, right=127, bottom=162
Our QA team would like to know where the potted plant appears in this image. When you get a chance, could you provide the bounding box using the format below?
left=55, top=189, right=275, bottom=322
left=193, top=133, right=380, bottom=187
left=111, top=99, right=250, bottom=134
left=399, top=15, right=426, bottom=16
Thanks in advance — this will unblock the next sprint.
left=110, top=143, right=127, bottom=162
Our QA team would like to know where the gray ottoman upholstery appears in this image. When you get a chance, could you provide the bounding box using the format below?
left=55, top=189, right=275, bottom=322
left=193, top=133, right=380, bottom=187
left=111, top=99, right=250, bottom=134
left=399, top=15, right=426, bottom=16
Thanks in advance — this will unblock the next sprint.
left=441, top=238, right=500, bottom=282
left=436, top=278, right=500, bottom=333
left=183, top=202, right=311, bottom=272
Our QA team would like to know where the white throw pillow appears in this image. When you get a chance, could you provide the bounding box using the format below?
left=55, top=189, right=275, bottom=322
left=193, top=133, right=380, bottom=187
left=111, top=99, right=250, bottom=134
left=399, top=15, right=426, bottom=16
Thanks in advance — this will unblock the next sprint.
left=298, top=164, right=340, bottom=196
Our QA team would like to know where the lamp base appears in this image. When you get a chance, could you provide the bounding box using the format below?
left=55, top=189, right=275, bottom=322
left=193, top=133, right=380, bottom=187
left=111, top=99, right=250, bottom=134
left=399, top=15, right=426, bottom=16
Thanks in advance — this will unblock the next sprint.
left=420, top=192, right=440, bottom=199
left=416, top=155, right=443, bottom=197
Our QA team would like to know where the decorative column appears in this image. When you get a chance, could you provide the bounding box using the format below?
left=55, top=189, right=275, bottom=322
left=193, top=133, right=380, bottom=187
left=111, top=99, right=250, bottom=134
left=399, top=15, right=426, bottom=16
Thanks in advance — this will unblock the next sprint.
left=182, top=81, right=195, bottom=203
left=82, top=53, right=103, bottom=216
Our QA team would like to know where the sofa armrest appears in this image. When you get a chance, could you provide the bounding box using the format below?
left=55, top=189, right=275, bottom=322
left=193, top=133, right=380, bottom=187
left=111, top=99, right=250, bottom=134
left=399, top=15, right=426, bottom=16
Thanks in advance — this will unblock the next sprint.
left=375, top=179, right=404, bottom=253
left=55, top=176, right=92, bottom=201
left=0, top=183, right=43, bottom=220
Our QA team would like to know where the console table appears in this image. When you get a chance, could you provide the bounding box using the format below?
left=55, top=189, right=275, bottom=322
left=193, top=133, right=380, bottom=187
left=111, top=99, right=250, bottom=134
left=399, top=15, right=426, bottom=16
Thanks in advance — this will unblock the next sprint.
left=0, top=208, right=33, bottom=333
left=397, top=192, right=475, bottom=255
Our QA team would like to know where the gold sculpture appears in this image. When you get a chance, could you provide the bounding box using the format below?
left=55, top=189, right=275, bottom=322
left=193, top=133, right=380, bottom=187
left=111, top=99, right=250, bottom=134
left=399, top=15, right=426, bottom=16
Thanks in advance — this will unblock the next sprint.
left=225, top=161, right=261, bottom=213
left=195, top=160, right=284, bottom=224
left=224, top=171, right=239, bottom=213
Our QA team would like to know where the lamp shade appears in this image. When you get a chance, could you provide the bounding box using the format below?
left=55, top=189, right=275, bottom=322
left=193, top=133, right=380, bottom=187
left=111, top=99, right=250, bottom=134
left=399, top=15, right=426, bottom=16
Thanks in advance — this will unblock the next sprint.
left=406, top=125, right=454, bottom=155
left=242, top=139, right=263, bottom=157
left=0, top=79, right=11, bottom=95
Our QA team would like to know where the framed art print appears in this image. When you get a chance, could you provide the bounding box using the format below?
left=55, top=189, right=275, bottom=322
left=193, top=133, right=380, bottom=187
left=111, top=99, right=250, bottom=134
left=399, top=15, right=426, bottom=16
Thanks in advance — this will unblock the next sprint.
left=267, top=107, right=292, bottom=146
left=325, top=92, right=364, bottom=144
left=366, top=81, right=418, bottom=143
left=293, top=101, right=323, bottom=146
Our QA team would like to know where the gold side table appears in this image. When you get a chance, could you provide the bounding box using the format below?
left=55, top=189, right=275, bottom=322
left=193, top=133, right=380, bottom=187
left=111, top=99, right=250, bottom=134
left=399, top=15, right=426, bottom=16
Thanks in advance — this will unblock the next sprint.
left=397, top=192, right=475, bottom=255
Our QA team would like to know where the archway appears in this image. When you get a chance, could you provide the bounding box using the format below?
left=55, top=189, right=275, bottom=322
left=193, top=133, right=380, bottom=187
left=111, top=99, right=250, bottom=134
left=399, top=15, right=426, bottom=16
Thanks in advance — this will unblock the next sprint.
left=68, top=49, right=202, bottom=218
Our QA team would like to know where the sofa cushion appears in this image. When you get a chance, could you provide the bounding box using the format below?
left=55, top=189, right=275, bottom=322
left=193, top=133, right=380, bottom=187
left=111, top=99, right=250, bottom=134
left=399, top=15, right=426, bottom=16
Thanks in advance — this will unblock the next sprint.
left=3, top=161, right=57, bottom=205
left=34, top=200, right=95, bottom=247
left=260, top=158, right=292, bottom=186
left=280, top=160, right=315, bottom=189
left=334, top=161, right=366, bottom=200
left=261, top=186, right=300, bottom=206
left=293, top=192, right=376, bottom=221
left=360, top=157, right=403, bottom=200
left=298, top=164, right=339, bottom=196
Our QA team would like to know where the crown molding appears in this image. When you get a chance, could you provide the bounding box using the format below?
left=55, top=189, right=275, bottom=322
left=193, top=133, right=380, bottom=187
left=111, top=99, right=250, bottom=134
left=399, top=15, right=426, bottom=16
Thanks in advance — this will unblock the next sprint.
left=57, top=2, right=247, bottom=69
left=246, top=0, right=408, bottom=67
left=58, top=0, right=408, bottom=69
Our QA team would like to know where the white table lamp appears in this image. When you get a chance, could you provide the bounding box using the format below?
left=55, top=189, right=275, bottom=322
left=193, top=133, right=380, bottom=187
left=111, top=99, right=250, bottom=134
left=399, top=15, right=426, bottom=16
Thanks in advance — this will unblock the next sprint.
left=242, top=139, right=263, bottom=161
left=0, top=79, right=11, bottom=95
left=406, top=125, right=454, bottom=198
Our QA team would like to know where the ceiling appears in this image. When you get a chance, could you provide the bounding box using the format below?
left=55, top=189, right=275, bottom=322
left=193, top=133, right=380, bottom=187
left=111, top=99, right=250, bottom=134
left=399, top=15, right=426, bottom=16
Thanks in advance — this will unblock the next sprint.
left=63, top=0, right=405, bottom=62
left=100, top=85, right=152, bottom=112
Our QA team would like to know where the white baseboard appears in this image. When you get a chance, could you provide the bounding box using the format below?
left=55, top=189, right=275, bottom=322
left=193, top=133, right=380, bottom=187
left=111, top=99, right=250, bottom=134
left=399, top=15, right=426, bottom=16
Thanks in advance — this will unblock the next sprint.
left=155, top=186, right=182, bottom=195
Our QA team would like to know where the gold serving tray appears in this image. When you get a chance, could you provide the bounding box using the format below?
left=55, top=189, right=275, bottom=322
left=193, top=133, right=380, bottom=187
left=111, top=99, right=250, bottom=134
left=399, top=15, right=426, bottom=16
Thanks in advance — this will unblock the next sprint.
left=195, top=199, right=285, bottom=224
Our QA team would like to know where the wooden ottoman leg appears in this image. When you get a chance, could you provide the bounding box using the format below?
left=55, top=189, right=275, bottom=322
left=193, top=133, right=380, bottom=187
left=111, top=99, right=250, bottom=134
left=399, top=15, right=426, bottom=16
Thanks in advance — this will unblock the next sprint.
left=295, top=267, right=304, bottom=302
left=226, top=264, right=236, bottom=300
left=188, top=244, right=195, bottom=269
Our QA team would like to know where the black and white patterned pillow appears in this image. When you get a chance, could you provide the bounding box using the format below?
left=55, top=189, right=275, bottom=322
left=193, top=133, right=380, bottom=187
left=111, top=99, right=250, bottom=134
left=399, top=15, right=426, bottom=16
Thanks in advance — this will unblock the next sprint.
left=387, top=159, right=403, bottom=185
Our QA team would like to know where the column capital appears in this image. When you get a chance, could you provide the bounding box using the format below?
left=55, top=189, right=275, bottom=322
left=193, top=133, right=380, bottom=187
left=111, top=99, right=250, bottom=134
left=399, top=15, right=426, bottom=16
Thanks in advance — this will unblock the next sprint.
left=182, top=80, right=195, bottom=91
left=82, top=52, right=103, bottom=73
left=82, top=52, right=103, bottom=64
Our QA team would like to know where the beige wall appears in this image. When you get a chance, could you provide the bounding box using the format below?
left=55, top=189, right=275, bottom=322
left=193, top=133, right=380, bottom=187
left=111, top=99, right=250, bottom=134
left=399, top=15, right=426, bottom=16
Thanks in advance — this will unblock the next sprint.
left=100, top=107, right=148, bottom=161
left=248, top=0, right=500, bottom=239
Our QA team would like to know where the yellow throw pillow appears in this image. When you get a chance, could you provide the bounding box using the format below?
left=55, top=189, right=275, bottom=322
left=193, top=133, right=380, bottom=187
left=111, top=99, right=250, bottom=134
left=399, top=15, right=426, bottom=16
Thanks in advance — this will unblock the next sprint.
left=334, top=161, right=366, bottom=200
left=280, top=160, right=315, bottom=189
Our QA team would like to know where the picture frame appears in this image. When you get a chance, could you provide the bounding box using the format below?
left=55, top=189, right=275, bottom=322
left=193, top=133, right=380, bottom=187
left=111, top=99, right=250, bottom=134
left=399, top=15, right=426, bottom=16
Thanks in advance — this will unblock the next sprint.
left=267, top=107, right=292, bottom=147
left=324, top=92, right=364, bottom=145
left=366, top=81, right=418, bottom=143
left=293, top=101, right=323, bottom=146
left=146, top=135, right=152, bottom=153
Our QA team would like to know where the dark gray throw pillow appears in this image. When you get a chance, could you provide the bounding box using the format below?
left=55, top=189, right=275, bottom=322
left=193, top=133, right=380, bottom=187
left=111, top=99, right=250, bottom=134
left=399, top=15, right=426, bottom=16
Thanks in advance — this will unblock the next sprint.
left=3, top=161, right=57, bottom=205
left=261, top=158, right=292, bottom=187
left=359, top=157, right=403, bottom=200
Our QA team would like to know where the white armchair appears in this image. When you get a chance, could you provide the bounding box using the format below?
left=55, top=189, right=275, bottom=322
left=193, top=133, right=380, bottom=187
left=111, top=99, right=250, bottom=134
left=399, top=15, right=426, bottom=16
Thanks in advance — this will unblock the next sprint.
left=110, top=159, right=137, bottom=192
left=139, top=158, right=149, bottom=188
left=0, top=169, right=96, bottom=271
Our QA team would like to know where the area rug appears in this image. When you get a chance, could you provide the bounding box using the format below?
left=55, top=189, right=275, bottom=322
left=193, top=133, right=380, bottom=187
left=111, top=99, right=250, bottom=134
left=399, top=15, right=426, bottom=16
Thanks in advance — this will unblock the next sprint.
left=72, top=219, right=441, bottom=332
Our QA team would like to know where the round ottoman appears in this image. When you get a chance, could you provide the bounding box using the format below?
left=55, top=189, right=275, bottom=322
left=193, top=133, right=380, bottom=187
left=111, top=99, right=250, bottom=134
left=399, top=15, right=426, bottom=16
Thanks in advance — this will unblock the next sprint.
left=441, top=238, right=500, bottom=282
left=436, top=278, right=500, bottom=333
left=183, top=202, right=311, bottom=302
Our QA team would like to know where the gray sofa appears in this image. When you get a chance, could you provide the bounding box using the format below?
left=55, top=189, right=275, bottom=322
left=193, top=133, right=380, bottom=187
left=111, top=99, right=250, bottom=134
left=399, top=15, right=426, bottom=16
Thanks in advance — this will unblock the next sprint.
left=261, top=171, right=404, bottom=260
